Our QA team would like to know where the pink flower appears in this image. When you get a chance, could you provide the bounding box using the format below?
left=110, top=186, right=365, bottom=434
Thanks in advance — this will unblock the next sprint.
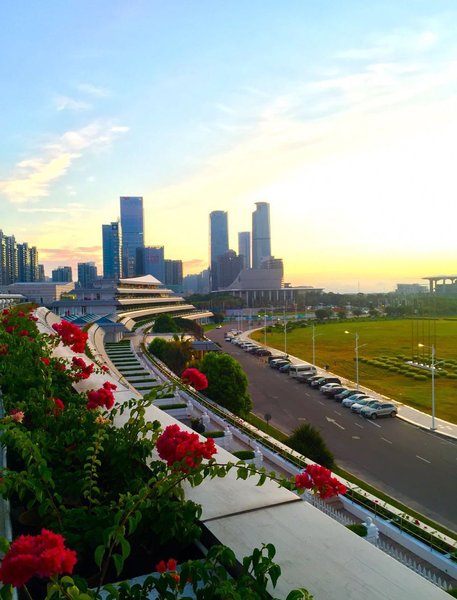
left=9, top=410, right=25, bottom=424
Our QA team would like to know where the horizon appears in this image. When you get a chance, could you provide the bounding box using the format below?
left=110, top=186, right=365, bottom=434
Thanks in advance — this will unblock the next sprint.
left=2, top=1, right=457, bottom=294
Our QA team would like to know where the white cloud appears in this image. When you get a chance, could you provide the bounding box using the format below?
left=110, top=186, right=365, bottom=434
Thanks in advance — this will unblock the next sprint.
left=0, top=122, right=128, bottom=204
left=77, top=83, right=110, bottom=97
left=54, top=95, right=91, bottom=111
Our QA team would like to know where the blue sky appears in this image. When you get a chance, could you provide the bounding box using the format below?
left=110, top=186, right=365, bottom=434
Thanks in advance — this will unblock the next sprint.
left=2, top=1, right=457, bottom=292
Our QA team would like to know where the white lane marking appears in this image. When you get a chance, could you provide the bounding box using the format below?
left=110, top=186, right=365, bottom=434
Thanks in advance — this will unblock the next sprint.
left=367, top=419, right=381, bottom=428
left=334, top=410, right=342, bottom=416
left=352, top=436, right=361, bottom=439
left=416, top=455, right=431, bottom=464
left=354, top=422, right=364, bottom=429
left=298, top=417, right=307, bottom=421
left=318, top=401, right=325, bottom=406
left=381, top=437, right=392, bottom=444
left=326, top=416, right=345, bottom=430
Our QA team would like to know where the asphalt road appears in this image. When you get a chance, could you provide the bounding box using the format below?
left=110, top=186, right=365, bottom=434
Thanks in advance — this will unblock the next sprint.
left=207, top=326, right=457, bottom=532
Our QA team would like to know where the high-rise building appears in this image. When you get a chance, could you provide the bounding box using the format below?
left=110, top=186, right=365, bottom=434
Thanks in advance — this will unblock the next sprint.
left=102, top=221, right=122, bottom=280
left=238, top=231, right=251, bottom=270
left=17, top=242, right=40, bottom=282
left=120, top=196, right=144, bottom=277
left=52, top=266, right=73, bottom=283
left=136, top=246, right=165, bottom=282
left=252, top=202, right=271, bottom=269
left=164, top=259, right=183, bottom=292
left=217, top=250, right=244, bottom=288
left=77, top=262, right=98, bottom=288
left=209, top=211, right=229, bottom=291
left=37, top=264, right=46, bottom=282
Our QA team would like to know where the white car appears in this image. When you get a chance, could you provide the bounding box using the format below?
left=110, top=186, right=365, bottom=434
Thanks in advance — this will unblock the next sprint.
left=361, top=403, right=398, bottom=419
left=320, top=382, right=342, bottom=394
left=342, top=394, right=370, bottom=408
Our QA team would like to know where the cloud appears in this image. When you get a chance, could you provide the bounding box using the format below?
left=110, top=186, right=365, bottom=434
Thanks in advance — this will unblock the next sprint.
left=76, top=83, right=110, bottom=97
left=17, top=205, right=93, bottom=214
left=111, top=125, right=130, bottom=133
left=0, top=122, right=128, bottom=204
left=183, top=258, right=205, bottom=270
left=54, top=96, right=91, bottom=111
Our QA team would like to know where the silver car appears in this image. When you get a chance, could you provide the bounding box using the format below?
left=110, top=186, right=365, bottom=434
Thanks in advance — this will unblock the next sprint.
left=341, top=394, right=370, bottom=408
left=350, top=398, right=379, bottom=413
left=360, top=402, right=397, bottom=419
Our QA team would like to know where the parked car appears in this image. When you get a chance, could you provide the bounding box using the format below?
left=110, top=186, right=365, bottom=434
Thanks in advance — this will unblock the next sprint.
left=268, top=355, right=287, bottom=364
left=296, top=372, right=318, bottom=384
left=351, top=399, right=380, bottom=413
left=246, top=345, right=260, bottom=353
left=361, top=402, right=398, bottom=419
left=255, top=348, right=272, bottom=356
left=270, top=358, right=291, bottom=369
left=334, top=389, right=360, bottom=402
left=305, top=375, right=324, bottom=386
left=322, top=385, right=347, bottom=397
left=278, top=363, right=292, bottom=373
left=289, top=364, right=317, bottom=378
left=320, top=382, right=342, bottom=394
left=310, top=377, right=341, bottom=389
left=342, top=394, right=370, bottom=408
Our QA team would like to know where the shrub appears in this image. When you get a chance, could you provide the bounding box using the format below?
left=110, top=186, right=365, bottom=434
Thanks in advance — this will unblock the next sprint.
left=413, top=375, right=427, bottom=381
left=285, top=423, right=335, bottom=469
left=232, top=450, right=256, bottom=460
left=204, top=430, right=225, bottom=438
left=158, top=403, right=188, bottom=410
left=346, top=523, right=368, bottom=537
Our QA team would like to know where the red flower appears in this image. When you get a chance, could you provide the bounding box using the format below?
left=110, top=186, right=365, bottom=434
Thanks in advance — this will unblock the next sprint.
left=19, top=330, right=29, bottom=337
left=0, top=529, right=77, bottom=588
left=52, top=321, right=87, bottom=353
left=86, top=382, right=117, bottom=411
left=157, top=424, right=216, bottom=471
left=40, top=357, right=50, bottom=366
left=181, top=368, right=208, bottom=391
left=52, top=398, right=65, bottom=414
left=101, top=365, right=109, bottom=372
left=294, top=464, right=346, bottom=499
left=71, top=357, right=94, bottom=381
left=155, top=558, right=178, bottom=573
left=156, top=560, right=167, bottom=573
left=2, top=309, right=10, bottom=315
left=9, top=409, right=25, bottom=424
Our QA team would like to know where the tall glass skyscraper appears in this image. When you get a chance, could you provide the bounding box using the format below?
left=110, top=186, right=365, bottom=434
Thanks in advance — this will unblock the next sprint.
left=120, top=196, right=144, bottom=277
left=252, top=202, right=271, bottom=269
left=102, top=221, right=122, bottom=280
left=238, top=231, right=251, bottom=269
left=209, top=211, right=229, bottom=291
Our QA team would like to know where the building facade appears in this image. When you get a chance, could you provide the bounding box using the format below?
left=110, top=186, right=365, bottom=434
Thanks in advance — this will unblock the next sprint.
left=137, top=246, right=165, bottom=282
left=120, top=196, right=144, bottom=277
left=252, top=202, right=271, bottom=269
left=217, top=250, right=244, bottom=288
left=238, top=231, right=251, bottom=270
left=77, top=262, right=98, bottom=288
left=52, top=266, right=73, bottom=283
left=209, top=211, right=229, bottom=291
left=102, top=221, right=122, bottom=280
left=164, top=259, right=183, bottom=292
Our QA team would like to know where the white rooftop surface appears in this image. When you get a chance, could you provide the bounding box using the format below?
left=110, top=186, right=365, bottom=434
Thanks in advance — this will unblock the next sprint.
left=119, top=274, right=162, bottom=285
left=33, top=308, right=451, bottom=599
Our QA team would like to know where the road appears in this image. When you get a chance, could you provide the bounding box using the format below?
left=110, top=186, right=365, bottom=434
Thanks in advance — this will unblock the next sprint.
left=207, top=326, right=457, bottom=532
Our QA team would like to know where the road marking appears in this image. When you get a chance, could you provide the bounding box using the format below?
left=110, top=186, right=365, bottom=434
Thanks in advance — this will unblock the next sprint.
left=354, top=422, right=364, bottom=429
left=334, top=410, right=342, bottom=416
left=298, top=417, right=307, bottom=421
left=381, top=437, right=392, bottom=444
left=325, top=416, right=345, bottom=430
left=352, top=436, right=361, bottom=439
left=318, top=401, right=325, bottom=406
left=367, top=419, right=381, bottom=428
left=416, top=455, right=431, bottom=464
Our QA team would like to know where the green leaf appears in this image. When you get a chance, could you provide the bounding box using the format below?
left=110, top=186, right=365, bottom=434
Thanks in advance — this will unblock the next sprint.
left=0, top=584, right=13, bottom=600
left=112, top=552, right=124, bottom=576
left=0, top=537, right=10, bottom=553
left=119, top=536, right=131, bottom=560
left=94, top=544, right=105, bottom=568
left=285, top=589, right=313, bottom=600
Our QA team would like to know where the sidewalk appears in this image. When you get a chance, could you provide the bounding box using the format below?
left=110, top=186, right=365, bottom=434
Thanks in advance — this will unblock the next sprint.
left=240, top=329, right=457, bottom=442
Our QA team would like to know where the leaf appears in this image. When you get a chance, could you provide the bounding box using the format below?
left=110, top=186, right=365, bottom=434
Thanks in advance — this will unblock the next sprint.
left=286, top=589, right=313, bottom=600
left=112, top=552, right=124, bottom=576
left=119, top=536, right=131, bottom=560
left=0, top=537, right=10, bottom=553
left=94, top=544, right=105, bottom=568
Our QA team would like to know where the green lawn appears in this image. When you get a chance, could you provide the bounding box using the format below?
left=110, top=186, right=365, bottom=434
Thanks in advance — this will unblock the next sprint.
left=251, top=319, right=457, bottom=423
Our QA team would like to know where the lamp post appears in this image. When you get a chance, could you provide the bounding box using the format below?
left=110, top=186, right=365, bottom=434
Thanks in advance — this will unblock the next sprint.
left=312, top=324, right=317, bottom=366
left=418, top=343, right=437, bottom=431
left=284, top=306, right=287, bottom=355
left=345, top=330, right=360, bottom=391
left=264, top=310, right=267, bottom=346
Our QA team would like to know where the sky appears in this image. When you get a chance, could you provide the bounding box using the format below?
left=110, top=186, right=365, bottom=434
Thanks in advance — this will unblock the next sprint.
left=2, top=0, right=457, bottom=293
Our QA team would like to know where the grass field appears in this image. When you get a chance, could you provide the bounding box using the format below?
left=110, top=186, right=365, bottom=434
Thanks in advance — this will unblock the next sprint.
left=251, top=318, right=457, bottom=423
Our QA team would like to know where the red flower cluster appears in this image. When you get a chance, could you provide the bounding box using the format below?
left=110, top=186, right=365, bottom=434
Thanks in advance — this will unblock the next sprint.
left=71, top=356, right=94, bottom=381
left=86, top=382, right=117, bottom=411
left=181, top=368, right=208, bottom=391
left=52, top=398, right=65, bottom=414
left=156, top=424, right=217, bottom=471
left=51, top=321, right=88, bottom=353
left=0, top=529, right=77, bottom=588
left=40, top=357, right=50, bottom=366
left=156, top=558, right=178, bottom=573
left=295, top=464, right=347, bottom=499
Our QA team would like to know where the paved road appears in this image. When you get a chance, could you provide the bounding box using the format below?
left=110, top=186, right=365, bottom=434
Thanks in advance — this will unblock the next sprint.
left=208, top=327, right=457, bottom=532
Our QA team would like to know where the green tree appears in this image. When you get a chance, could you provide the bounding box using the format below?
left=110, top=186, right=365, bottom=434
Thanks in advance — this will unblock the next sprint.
left=285, top=423, right=335, bottom=469
left=152, top=314, right=180, bottom=333
left=148, top=337, right=169, bottom=361
left=198, top=352, right=252, bottom=417
left=314, top=308, right=333, bottom=321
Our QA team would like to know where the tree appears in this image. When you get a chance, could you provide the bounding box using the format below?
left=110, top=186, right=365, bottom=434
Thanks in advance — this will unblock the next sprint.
left=285, top=423, right=335, bottom=468
left=153, top=314, right=180, bottom=333
left=314, top=308, right=333, bottom=321
left=148, top=337, right=169, bottom=361
left=198, top=352, right=252, bottom=417
left=148, top=336, right=192, bottom=375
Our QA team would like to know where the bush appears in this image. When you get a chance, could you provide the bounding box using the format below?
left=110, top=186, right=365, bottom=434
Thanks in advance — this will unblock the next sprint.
left=158, top=403, right=187, bottom=410
left=232, top=450, right=256, bottom=460
left=346, top=523, right=368, bottom=537
left=447, top=589, right=457, bottom=598
left=204, top=430, right=225, bottom=438
left=413, top=375, right=427, bottom=381
left=152, top=314, right=180, bottom=333
left=285, top=423, right=335, bottom=469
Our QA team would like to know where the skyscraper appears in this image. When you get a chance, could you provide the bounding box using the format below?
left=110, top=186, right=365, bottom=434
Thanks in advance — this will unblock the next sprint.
left=102, top=221, right=122, bottom=280
left=217, top=250, right=244, bottom=288
left=136, top=246, right=165, bottom=282
left=252, top=202, right=271, bottom=269
left=77, top=262, right=98, bottom=288
left=238, top=231, right=251, bottom=270
left=52, top=266, right=73, bottom=283
left=209, top=211, right=229, bottom=291
left=120, top=196, right=144, bottom=277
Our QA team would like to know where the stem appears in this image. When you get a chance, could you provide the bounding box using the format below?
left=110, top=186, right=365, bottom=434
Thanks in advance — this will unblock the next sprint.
left=22, top=586, right=34, bottom=600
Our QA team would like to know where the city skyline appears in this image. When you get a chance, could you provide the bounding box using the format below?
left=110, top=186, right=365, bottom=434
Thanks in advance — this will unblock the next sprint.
left=2, top=2, right=457, bottom=293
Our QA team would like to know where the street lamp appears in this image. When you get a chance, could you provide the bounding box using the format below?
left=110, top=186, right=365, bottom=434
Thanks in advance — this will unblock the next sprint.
left=311, top=324, right=320, bottom=367
left=283, top=306, right=287, bottom=355
left=418, top=343, right=438, bottom=431
left=345, top=330, right=361, bottom=391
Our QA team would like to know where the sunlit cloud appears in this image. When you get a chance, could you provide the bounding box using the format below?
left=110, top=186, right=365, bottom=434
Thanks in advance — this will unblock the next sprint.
left=0, top=122, right=128, bottom=204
